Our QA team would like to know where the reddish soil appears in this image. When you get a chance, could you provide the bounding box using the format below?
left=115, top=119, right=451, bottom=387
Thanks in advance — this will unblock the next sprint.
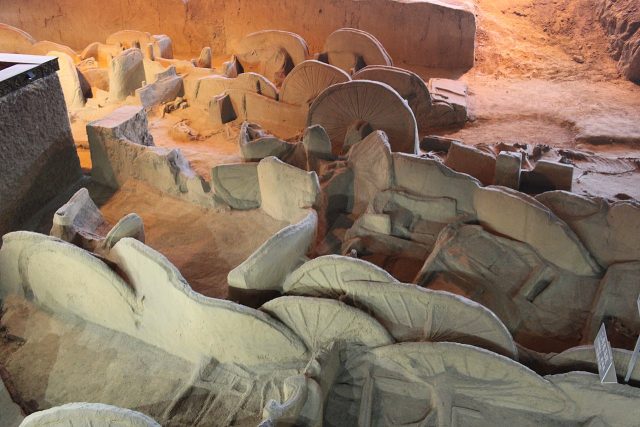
left=440, top=0, right=640, bottom=200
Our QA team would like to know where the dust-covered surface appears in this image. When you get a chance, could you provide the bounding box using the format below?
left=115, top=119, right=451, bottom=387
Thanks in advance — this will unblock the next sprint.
left=0, top=295, right=194, bottom=418
left=427, top=0, right=640, bottom=201
left=71, top=96, right=244, bottom=180
left=94, top=180, right=288, bottom=299
left=2, top=2, right=640, bottom=424
left=0, top=296, right=294, bottom=425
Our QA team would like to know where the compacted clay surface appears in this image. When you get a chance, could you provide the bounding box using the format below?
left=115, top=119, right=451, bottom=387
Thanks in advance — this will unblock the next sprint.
left=97, top=180, right=287, bottom=299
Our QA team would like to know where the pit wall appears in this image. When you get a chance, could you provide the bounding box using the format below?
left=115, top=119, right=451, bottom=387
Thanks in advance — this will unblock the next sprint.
left=597, top=0, right=640, bottom=82
left=0, top=0, right=476, bottom=70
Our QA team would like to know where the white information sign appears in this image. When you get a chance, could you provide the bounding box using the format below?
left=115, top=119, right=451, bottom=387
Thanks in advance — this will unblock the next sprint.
left=595, top=323, right=617, bottom=384
left=624, top=294, right=640, bottom=383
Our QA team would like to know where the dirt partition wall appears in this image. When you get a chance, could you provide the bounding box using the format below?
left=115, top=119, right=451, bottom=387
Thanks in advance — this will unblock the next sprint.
left=0, top=0, right=476, bottom=70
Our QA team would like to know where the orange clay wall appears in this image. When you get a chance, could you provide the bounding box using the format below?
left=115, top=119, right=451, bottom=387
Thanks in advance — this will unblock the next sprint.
left=0, top=0, right=476, bottom=70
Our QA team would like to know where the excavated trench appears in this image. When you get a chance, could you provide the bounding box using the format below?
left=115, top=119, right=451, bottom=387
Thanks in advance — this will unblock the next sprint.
left=1, top=0, right=640, bottom=425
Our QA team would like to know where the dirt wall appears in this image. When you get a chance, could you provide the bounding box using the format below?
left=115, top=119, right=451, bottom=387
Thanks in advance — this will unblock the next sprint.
left=597, top=0, right=640, bottom=83
left=0, top=0, right=476, bottom=70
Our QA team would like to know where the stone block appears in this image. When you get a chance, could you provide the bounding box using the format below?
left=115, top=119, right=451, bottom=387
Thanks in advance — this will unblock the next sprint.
left=348, top=131, right=393, bottom=216
left=257, top=156, right=320, bottom=222
left=196, top=46, right=212, bottom=68
left=444, top=141, right=496, bottom=186
left=419, top=135, right=458, bottom=153
left=239, top=121, right=294, bottom=161
left=303, top=125, right=334, bottom=172
left=343, top=121, right=373, bottom=153
left=522, top=160, right=573, bottom=192
left=49, top=50, right=85, bottom=109
left=87, top=105, right=154, bottom=148
left=209, top=93, right=237, bottom=126
left=152, top=34, right=173, bottom=59
left=359, top=214, right=392, bottom=235
left=105, top=30, right=173, bottom=60
left=50, top=187, right=108, bottom=244
left=50, top=188, right=146, bottom=254
left=373, top=190, right=459, bottom=224
left=209, top=89, right=306, bottom=134
left=79, top=67, right=109, bottom=91
left=392, top=153, right=480, bottom=215
left=108, top=48, right=145, bottom=102
left=211, top=162, right=261, bottom=210
left=228, top=211, right=317, bottom=291
left=194, top=73, right=278, bottom=107
left=136, top=66, right=183, bottom=108
left=0, top=72, right=81, bottom=236
left=495, top=151, right=522, bottom=190
left=322, top=166, right=354, bottom=225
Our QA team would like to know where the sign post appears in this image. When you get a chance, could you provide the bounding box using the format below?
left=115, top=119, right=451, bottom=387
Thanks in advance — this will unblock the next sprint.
left=624, top=294, right=640, bottom=383
left=595, top=323, right=618, bottom=384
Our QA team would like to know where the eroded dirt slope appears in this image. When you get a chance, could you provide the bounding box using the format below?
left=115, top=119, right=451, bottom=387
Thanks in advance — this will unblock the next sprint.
left=440, top=0, right=640, bottom=200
